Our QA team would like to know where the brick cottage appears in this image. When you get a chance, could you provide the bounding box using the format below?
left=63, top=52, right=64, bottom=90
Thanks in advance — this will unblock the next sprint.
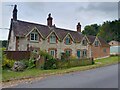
left=7, top=5, right=110, bottom=59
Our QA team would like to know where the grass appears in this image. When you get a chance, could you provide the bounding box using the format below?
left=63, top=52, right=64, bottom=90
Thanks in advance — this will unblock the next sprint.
left=2, top=56, right=119, bottom=82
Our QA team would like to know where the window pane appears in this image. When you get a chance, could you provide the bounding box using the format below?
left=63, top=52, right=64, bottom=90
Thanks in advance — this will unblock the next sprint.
left=50, top=34, right=56, bottom=43
left=35, top=34, right=38, bottom=40
left=50, top=50, right=55, bottom=57
left=31, top=34, right=34, bottom=40
left=65, top=37, right=70, bottom=45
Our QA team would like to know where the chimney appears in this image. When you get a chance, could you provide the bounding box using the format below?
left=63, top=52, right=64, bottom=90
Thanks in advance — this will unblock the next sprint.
left=47, top=13, right=53, bottom=27
left=76, top=22, right=81, bottom=32
left=13, top=5, right=18, bottom=21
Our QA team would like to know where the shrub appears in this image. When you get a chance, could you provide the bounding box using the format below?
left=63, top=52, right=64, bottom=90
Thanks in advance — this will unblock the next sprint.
left=39, top=50, right=57, bottom=69
left=26, top=58, right=36, bottom=69
left=2, top=54, right=15, bottom=69
left=44, top=58, right=57, bottom=69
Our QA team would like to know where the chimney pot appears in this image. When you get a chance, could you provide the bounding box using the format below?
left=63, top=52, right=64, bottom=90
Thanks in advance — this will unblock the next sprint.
left=47, top=13, right=53, bottom=27
left=13, top=4, right=18, bottom=21
left=76, top=22, right=81, bottom=32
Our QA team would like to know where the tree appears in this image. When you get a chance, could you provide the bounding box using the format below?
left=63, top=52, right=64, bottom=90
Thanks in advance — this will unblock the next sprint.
left=82, top=20, right=120, bottom=42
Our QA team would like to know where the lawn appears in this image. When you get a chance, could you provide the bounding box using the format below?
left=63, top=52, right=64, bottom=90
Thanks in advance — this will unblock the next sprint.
left=2, top=56, right=119, bottom=82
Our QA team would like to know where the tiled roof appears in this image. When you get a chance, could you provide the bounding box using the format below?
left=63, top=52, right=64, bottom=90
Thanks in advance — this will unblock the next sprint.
left=86, top=35, right=96, bottom=44
left=98, top=37, right=110, bottom=47
left=10, top=19, right=109, bottom=46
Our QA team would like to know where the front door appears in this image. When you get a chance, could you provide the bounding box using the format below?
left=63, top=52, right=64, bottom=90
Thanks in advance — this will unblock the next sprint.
left=77, top=50, right=81, bottom=59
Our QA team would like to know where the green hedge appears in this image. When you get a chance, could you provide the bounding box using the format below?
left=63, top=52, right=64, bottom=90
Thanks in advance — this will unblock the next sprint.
left=56, top=58, right=93, bottom=69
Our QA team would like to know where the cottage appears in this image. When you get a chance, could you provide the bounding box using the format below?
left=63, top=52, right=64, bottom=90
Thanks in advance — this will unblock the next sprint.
left=7, top=5, right=110, bottom=59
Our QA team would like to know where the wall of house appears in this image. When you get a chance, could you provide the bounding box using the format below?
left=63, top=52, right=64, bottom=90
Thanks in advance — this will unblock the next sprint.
left=91, top=45, right=110, bottom=59
left=16, top=34, right=91, bottom=59
left=8, top=30, right=16, bottom=51
left=16, top=30, right=110, bottom=59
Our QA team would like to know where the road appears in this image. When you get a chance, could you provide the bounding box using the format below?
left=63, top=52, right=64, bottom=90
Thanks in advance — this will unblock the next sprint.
left=13, top=64, right=118, bottom=88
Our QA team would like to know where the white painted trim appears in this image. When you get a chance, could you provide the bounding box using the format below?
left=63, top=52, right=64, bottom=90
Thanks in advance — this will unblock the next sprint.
left=46, top=30, right=60, bottom=40
left=25, top=27, right=44, bottom=39
left=63, top=33, right=74, bottom=41
left=80, top=35, right=90, bottom=45
left=92, top=36, right=101, bottom=46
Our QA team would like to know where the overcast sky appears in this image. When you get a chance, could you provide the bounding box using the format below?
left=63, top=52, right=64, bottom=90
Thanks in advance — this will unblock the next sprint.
left=0, top=0, right=119, bottom=40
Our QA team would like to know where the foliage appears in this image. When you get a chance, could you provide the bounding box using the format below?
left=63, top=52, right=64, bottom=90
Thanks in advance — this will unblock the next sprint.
left=61, top=52, right=70, bottom=61
left=2, top=54, right=15, bottom=69
left=44, top=58, right=57, bottom=69
left=39, top=50, right=57, bottom=69
left=82, top=24, right=100, bottom=36
left=57, top=58, right=93, bottom=69
left=1, top=48, right=15, bottom=69
left=82, top=19, right=120, bottom=42
left=25, top=58, right=36, bottom=69
left=39, top=50, right=53, bottom=60
left=2, top=40, right=8, bottom=48
left=2, top=56, right=118, bottom=82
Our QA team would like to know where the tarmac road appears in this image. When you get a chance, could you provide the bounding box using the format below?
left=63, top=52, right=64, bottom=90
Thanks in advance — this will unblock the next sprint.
left=13, top=64, right=119, bottom=88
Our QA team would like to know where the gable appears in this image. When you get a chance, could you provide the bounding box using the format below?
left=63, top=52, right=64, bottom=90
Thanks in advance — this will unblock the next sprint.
left=93, top=37, right=101, bottom=46
left=81, top=35, right=90, bottom=45
left=63, top=33, right=74, bottom=42
left=26, top=27, right=43, bottom=39
left=46, top=30, right=60, bottom=41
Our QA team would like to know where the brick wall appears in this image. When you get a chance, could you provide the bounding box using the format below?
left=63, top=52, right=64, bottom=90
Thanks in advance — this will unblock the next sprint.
left=91, top=45, right=110, bottom=59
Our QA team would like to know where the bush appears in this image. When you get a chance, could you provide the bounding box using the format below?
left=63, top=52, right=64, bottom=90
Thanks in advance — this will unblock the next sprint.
left=56, top=58, right=93, bottom=69
left=39, top=50, right=57, bottom=69
left=26, top=58, right=36, bottom=69
left=2, top=54, right=15, bottom=69
left=44, top=58, right=57, bottom=69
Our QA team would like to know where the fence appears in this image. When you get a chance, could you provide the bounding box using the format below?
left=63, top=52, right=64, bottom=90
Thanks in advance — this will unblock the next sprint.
left=4, top=51, right=31, bottom=61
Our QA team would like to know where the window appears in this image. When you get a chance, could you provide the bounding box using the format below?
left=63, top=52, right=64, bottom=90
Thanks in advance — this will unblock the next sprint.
left=65, top=36, right=71, bottom=45
left=95, top=41, right=99, bottom=46
left=50, top=50, right=56, bottom=58
left=82, top=39, right=87, bottom=46
left=65, top=50, right=71, bottom=56
left=50, top=34, right=56, bottom=43
left=30, top=33, right=38, bottom=41
left=82, top=50, right=87, bottom=57
left=103, top=48, right=106, bottom=53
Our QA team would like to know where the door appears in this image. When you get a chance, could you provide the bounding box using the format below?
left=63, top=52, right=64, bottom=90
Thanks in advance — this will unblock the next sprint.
left=77, top=50, right=81, bottom=58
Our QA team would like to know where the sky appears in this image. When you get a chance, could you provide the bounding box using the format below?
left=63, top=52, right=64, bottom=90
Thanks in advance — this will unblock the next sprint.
left=0, top=0, right=119, bottom=40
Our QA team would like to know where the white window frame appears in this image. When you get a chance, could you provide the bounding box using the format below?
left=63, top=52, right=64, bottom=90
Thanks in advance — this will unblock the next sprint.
left=30, top=32, right=38, bottom=41
left=50, top=34, right=56, bottom=44
left=82, top=49, right=87, bottom=57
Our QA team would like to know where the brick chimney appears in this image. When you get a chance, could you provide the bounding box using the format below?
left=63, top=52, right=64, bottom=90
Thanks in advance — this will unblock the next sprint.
left=13, top=5, right=18, bottom=21
left=76, top=22, right=81, bottom=32
left=47, top=13, right=53, bottom=27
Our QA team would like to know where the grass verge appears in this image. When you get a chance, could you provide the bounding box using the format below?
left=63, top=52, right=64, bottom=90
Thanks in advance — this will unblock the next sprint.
left=2, top=56, right=119, bottom=82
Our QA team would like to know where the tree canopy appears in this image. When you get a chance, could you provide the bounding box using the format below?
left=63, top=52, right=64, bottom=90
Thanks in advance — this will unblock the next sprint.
left=82, top=19, right=120, bottom=42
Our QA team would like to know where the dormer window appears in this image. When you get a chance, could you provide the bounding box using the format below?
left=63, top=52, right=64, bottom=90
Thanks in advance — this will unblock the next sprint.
left=65, top=36, right=71, bottom=45
left=30, top=32, right=38, bottom=41
left=50, top=33, right=56, bottom=44
left=95, top=41, right=99, bottom=46
left=82, top=39, right=87, bottom=46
